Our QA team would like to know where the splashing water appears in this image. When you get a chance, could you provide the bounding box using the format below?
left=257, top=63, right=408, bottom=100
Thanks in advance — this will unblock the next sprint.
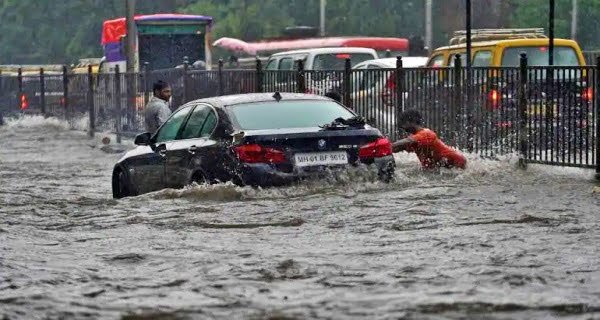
left=0, top=115, right=598, bottom=319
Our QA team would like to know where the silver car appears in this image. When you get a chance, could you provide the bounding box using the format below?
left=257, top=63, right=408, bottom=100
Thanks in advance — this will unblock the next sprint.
left=351, top=57, right=427, bottom=137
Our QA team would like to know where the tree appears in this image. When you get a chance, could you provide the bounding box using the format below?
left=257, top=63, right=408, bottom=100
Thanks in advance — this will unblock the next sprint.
left=509, top=0, right=600, bottom=50
left=182, top=0, right=293, bottom=41
left=0, top=0, right=597, bottom=65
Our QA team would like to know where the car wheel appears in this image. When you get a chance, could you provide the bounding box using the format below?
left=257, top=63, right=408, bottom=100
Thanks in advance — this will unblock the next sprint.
left=112, top=169, right=131, bottom=199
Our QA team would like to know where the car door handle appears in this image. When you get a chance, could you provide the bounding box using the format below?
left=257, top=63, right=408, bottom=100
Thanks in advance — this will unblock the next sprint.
left=188, top=145, right=198, bottom=154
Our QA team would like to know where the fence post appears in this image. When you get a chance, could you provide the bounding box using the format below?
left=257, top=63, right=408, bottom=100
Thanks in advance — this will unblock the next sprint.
left=218, top=59, right=224, bottom=96
left=87, top=65, right=95, bottom=137
left=0, top=70, right=2, bottom=125
left=182, top=56, right=189, bottom=103
left=466, top=67, right=475, bottom=154
left=17, top=68, right=23, bottom=111
left=343, top=58, right=351, bottom=105
left=40, top=68, right=46, bottom=116
left=595, top=57, right=600, bottom=180
left=452, top=54, right=462, bottom=147
left=518, top=52, right=529, bottom=169
left=396, top=56, right=405, bottom=110
left=256, top=57, right=263, bottom=93
left=115, top=65, right=122, bottom=143
left=125, top=66, right=135, bottom=132
left=296, top=59, right=306, bottom=93
left=395, top=57, right=405, bottom=140
left=0, top=70, right=2, bottom=124
left=143, top=62, right=150, bottom=105
left=62, top=65, right=69, bottom=122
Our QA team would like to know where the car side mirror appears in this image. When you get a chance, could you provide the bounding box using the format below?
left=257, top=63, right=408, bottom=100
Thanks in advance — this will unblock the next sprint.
left=134, top=132, right=153, bottom=146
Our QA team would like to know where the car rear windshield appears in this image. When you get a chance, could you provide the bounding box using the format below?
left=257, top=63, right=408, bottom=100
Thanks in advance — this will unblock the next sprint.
left=501, top=46, right=580, bottom=66
left=230, top=100, right=355, bottom=130
left=313, top=53, right=375, bottom=70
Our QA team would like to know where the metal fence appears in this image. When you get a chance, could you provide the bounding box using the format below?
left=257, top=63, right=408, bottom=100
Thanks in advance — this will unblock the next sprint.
left=0, top=58, right=598, bottom=175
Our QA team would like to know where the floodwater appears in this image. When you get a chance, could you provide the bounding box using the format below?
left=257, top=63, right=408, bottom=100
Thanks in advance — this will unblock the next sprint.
left=0, top=116, right=599, bottom=320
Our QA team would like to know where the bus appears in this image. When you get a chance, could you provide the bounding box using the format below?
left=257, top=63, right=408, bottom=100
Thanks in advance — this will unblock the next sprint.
left=101, top=13, right=214, bottom=72
left=218, top=37, right=410, bottom=57
left=213, top=35, right=425, bottom=69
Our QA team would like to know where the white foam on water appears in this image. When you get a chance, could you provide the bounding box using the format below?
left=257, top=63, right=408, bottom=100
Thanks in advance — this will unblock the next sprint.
left=150, top=165, right=391, bottom=202
left=0, top=114, right=135, bottom=150
left=527, top=162, right=597, bottom=180
left=71, top=116, right=90, bottom=132
left=2, top=114, right=70, bottom=131
left=2, top=115, right=594, bottom=202
left=145, top=148, right=598, bottom=203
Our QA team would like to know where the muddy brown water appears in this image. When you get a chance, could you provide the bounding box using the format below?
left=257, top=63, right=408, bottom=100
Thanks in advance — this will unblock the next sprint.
left=0, top=116, right=599, bottom=320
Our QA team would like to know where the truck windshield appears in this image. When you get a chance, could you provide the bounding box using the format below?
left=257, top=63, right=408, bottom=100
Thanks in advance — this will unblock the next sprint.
left=501, top=46, right=580, bottom=66
left=313, top=53, right=375, bottom=70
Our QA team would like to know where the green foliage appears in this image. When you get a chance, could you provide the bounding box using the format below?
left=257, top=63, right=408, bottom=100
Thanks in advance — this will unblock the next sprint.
left=0, top=0, right=598, bottom=64
left=0, top=0, right=196, bottom=64
left=510, top=0, right=600, bottom=50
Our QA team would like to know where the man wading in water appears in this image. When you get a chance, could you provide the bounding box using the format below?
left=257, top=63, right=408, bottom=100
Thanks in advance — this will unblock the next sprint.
left=144, top=80, right=172, bottom=133
left=391, top=110, right=467, bottom=169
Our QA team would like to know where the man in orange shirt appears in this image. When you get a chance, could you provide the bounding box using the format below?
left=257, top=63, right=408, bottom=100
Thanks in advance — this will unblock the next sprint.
left=391, top=110, right=467, bottom=169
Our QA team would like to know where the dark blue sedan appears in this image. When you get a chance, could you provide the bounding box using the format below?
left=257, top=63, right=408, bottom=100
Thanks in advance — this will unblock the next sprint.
left=112, top=93, right=395, bottom=198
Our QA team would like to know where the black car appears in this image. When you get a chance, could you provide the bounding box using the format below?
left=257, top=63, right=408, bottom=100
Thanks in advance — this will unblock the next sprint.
left=112, top=93, right=395, bottom=198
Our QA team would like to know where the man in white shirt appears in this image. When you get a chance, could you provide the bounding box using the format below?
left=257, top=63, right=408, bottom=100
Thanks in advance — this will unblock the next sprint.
left=144, top=80, right=172, bottom=133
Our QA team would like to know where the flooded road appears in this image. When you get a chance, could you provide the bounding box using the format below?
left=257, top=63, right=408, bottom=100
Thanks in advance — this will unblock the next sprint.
left=1, top=116, right=599, bottom=320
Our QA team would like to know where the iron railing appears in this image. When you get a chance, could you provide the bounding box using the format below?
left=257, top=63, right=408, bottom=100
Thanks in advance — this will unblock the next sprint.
left=0, top=56, right=598, bottom=175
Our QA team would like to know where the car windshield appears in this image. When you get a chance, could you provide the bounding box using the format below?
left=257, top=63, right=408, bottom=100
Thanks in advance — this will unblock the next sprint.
left=501, top=46, right=580, bottom=66
left=230, top=100, right=355, bottom=130
left=313, top=53, right=375, bottom=70
left=376, top=50, right=407, bottom=58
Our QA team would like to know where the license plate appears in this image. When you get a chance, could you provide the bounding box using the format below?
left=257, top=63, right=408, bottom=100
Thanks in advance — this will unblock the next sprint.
left=294, top=151, right=348, bottom=167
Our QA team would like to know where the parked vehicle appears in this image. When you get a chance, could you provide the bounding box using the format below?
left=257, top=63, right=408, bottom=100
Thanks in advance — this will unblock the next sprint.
left=425, top=28, right=586, bottom=69
left=19, top=71, right=64, bottom=114
left=100, top=14, right=214, bottom=72
left=112, top=93, right=395, bottom=198
left=264, top=47, right=378, bottom=95
left=408, top=28, right=591, bottom=150
left=265, top=47, right=378, bottom=71
left=352, top=57, right=428, bottom=106
left=350, top=57, right=428, bottom=137
left=212, top=25, right=423, bottom=68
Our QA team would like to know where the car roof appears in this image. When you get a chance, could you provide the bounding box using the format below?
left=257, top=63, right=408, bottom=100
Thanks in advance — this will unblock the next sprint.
left=269, top=47, right=378, bottom=57
left=353, top=56, right=428, bottom=68
left=184, top=92, right=331, bottom=108
left=433, top=38, right=580, bottom=52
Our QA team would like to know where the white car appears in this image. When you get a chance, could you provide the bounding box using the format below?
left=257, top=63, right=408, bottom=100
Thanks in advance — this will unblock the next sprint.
left=352, top=57, right=428, bottom=104
left=264, top=47, right=378, bottom=95
left=350, top=57, right=428, bottom=134
left=265, top=47, right=379, bottom=71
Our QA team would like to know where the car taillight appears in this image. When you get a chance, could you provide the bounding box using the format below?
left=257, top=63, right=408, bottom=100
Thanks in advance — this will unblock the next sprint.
left=20, top=94, right=29, bottom=110
left=359, top=137, right=392, bottom=159
left=488, top=89, right=499, bottom=109
left=582, top=87, right=593, bottom=102
left=235, top=144, right=286, bottom=164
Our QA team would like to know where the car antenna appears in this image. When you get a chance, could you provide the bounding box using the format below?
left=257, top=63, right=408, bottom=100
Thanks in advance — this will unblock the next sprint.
left=272, top=92, right=282, bottom=102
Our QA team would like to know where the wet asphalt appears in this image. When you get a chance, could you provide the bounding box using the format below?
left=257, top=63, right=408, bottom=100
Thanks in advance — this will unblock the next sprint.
left=0, top=116, right=599, bottom=320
